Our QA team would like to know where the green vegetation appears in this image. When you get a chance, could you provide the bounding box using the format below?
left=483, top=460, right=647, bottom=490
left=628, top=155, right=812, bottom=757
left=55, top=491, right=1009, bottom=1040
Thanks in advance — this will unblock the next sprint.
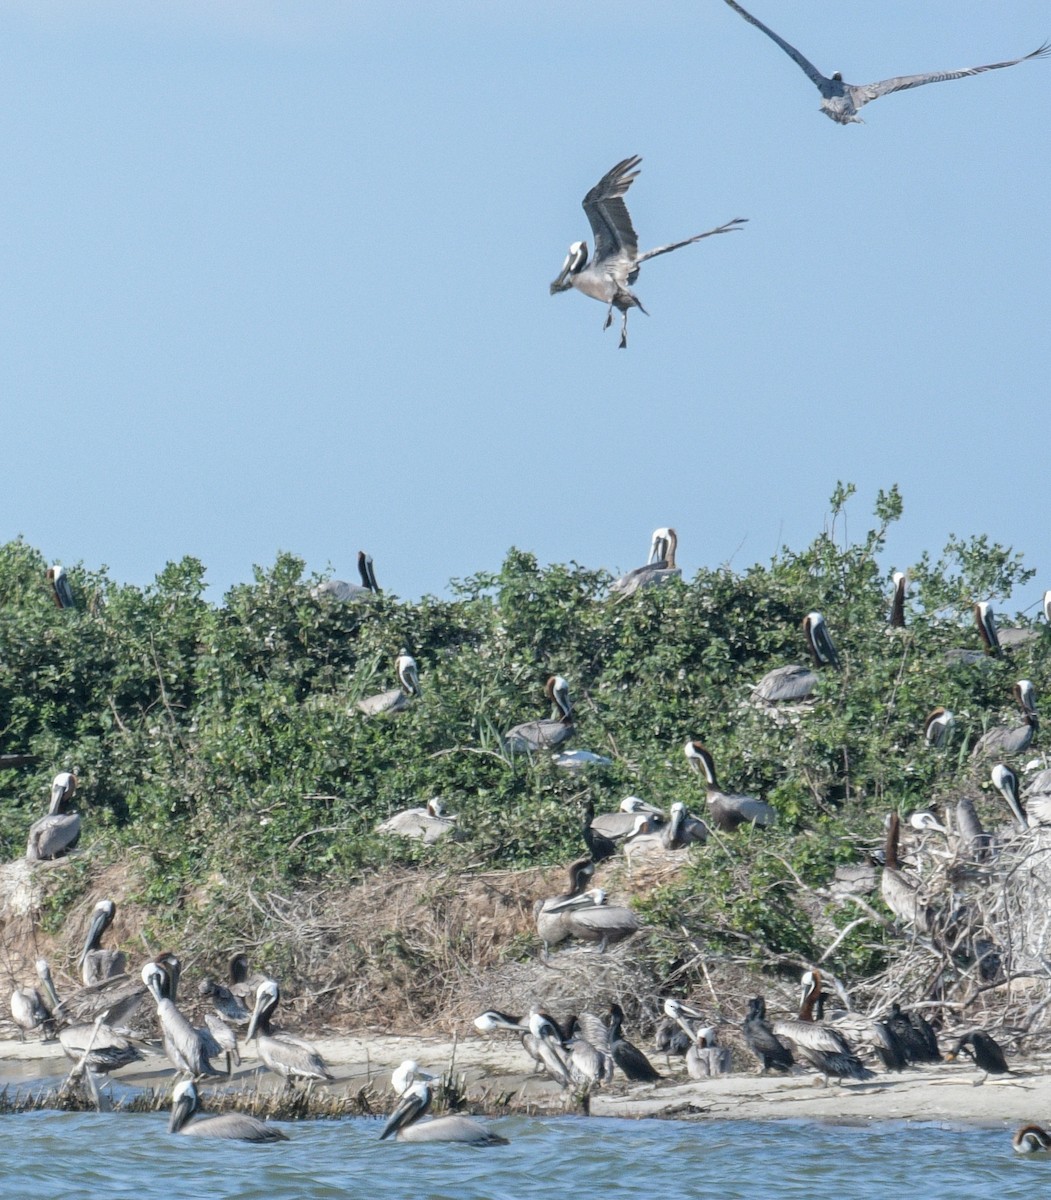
left=1, top=486, right=1046, bottom=1010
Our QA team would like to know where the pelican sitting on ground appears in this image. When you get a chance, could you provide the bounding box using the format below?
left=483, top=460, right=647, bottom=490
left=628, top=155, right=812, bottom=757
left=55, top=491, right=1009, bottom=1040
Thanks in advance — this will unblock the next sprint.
left=79, top=899, right=126, bottom=986
left=26, top=770, right=80, bottom=861
left=312, top=551, right=380, bottom=602
left=684, top=742, right=776, bottom=832
left=971, top=681, right=1039, bottom=759
left=169, top=1080, right=288, bottom=1142
left=245, top=979, right=333, bottom=1085
left=505, top=676, right=574, bottom=753
left=751, top=612, right=838, bottom=704
left=357, top=652, right=421, bottom=716
left=720, top=0, right=1049, bottom=125
left=538, top=888, right=642, bottom=954
left=534, top=858, right=596, bottom=955
left=375, top=797, right=457, bottom=844
left=142, top=961, right=223, bottom=1079
left=924, top=707, right=955, bottom=748
left=589, top=796, right=664, bottom=840
left=47, top=564, right=76, bottom=609
left=550, top=156, right=746, bottom=349
left=610, top=528, right=682, bottom=597
left=381, top=1079, right=509, bottom=1145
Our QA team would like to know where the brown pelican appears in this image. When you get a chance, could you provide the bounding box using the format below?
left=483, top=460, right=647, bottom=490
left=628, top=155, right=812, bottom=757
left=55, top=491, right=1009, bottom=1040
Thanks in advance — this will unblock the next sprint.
left=742, top=996, right=793, bottom=1074
left=751, top=612, right=838, bottom=703
left=971, top=681, right=1039, bottom=759
left=607, top=1003, right=660, bottom=1082
left=924, top=707, right=955, bottom=748
left=654, top=1001, right=697, bottom=1067
left=525, top=1010, right=574, bottom=1086
left=142, top=961, right=223, bottom=1079
left=35, top=959, right=144, bottom=1073
left=881, top=813, right=935, bottom=933
left=955, top=796, right=991, bottom=861
left=203, top=1013, right=241, bottom=1075
left=992, top=763, right=1040, bottom=830
left=565, top=1011, right=615, bottom=1087
left=539, top=887, right=642, bottom=954
left=375, top=797, right=457, bottom=844
left=9, top=978, right=54, bottom=1042
left=26, top=770, right=80, bottom=861
left=391, top=1059, right=436, bottom=1095
left=720, top=0, right=1048, bottom=125
left=357, top=652, right=421, bottom=716
left=1014, top=1124, right=1051, bottom=1154
left=589, top=796, right=664, bottom=839
left=610, top=528, right=682, bottom=597
left=946, top=1030, right=1009, bottom=1078
left=551, top=749, right=613, bottom=770
left=889, top=572, right=907, bottom=628
left=684, top=742, right=776, bottom=832
left=534, top=858, right=596, bottom=955
left=79, top=900, right=126, bottom=986
left=773, top=971, right=874, bottom=1082
left=312, top=551, right=380, bottom=602
left=505, top=675, right=574, bottom=752
left=815, top=989, right=909, bottom=1073
left=1045, top=591, right=1051, bottom=624
left=381, top=1080, right=509, bottom=1145
left=198, top=976, right=251, bottom=1025
left=47, top=564, right=75, bottom=609
left=169, top=1080, right=288, bottom=1142
left=245, top=979, right=333, bottom=1084
left=550, top=156, right=746, bottom=349
left=686, top=1027, right=732, bottom=1079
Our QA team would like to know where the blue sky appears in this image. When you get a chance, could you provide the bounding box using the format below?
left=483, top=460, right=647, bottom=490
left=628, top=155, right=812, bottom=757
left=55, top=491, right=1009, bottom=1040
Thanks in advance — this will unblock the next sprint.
left=3, top=2, right=1048, bottom=612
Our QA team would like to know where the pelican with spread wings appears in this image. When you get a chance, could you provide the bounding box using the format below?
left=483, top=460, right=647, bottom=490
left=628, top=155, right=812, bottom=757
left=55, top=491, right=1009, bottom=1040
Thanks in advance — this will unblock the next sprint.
left=721, top=0, right=1048, bottom=125
left=550, top=156, right=746, bottom=348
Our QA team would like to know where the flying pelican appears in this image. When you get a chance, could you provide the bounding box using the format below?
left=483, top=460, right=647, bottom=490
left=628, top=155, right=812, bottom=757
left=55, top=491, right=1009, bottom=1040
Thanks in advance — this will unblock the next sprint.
left=312, top=551, right=380, bottom=602
left=751, top=612, right=838, bottom=703
left=504, top=675, right=574, bottom=753
left=720, top=0, right=1049, bottom=125
left=47, top=565, right=76, bottom=609
left=1014, top=1125, right=1051, bottom=1154
left=357, top=652, right=421, bottom=716
left=169, top=1080, right=288, bottom=1142
left=78, top=899, right=126, bottom=986
left=538, top=887, right=642, bottom=954
left=610, top=528, right=683, bottom=597
left=971, top=681, right=1039, bottom=759
left=946, top=1030, right=1009, bottom=1079
left=550, top=156, right=746, bottom=349
left=773, top=971, right=874, bottom=1083
left=142, top=961, right=223, bottom=1079
left=683, top=742, right=776, bottom=832
left=534, top=858, right=596, bottom=955
left=742, top=996, right=793, bottom=1074
left=26, top=770, right=80, bottom=861
left=245, top=979, right=333, bottom=1085
left=881, top=813, right=935, bottom=933
left=923, top=707, right=955, bottom=748
left=889, top=572, right=907, bottom=628
left=375, top=797, right=457, bottom=844
left=607, top=1003, right=660, bottom=1082
left=589, top=796, right=664, bottom=840
left=380, top=1080, right=509, bottom=1145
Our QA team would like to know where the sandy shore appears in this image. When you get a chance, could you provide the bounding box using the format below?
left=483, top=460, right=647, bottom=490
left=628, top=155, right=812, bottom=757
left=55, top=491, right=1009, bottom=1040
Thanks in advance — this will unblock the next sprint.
left=3, top=1033, right=1049, bottom=1125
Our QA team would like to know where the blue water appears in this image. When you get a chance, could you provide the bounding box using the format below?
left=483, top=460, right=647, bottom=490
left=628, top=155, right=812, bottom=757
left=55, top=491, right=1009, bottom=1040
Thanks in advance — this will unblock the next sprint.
left=0, top=1112, right=1041, bottom=1200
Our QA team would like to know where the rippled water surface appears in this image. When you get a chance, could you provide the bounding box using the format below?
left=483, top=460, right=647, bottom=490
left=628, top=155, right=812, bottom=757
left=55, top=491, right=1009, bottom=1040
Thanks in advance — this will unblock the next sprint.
left=1, top=1112, right=1042, bottom=1200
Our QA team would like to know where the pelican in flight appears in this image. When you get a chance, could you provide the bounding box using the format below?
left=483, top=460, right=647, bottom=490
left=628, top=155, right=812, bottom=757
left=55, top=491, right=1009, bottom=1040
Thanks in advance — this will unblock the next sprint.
left=169, top=1080, right=288, bottom=1142
left=721, top=0, right=1049, bottom=125
left=505, top=675, right=574, bottom=752
left=47, top=564, right=75, bottom=609
left=79, top=899, right=126, bottom=986
left=26, top=770, right=80, bottom=861
left=550, top=156, right=746, bottom=348
left=610, top=528, right=682, bottom=597
left=357, top=652, right=421, bottom=716
left=245, top=979, right=333, bottom=1085
left=751, top=612, right=838, bottom=704
left=313, top=551, right=380, bottom=601
left=381, top=1080, right=509, bottom=1145
left=684, top=742, right=776, bottom=832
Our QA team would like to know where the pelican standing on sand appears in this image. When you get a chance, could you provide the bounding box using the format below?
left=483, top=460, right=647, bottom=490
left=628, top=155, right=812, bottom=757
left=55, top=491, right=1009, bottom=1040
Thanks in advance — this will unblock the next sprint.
left=684, top=742, right=776, bottom=832
left=549, top=156, right=746, bottom=348
left=380, top=1079, right=509, bottom=1145
left=142, top=961, right=223, bottom=1079
left=9, top=978, right=53, bottom=1042
left=26, top=770, right=80, bottom=861
left=169, top=1080, right=288, bottom=1142
left=720, top=0, right=1049, bottom=125
left=773, top=970, right=874, bottom=1083
left=505, top=676, right=575, bottom=752
left=245, top=979, right=333, bottom=1085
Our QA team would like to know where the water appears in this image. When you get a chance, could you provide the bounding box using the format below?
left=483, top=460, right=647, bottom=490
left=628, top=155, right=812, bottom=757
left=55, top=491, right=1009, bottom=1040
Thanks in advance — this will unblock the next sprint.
left=0, top=1112, right=1042, bottom=1200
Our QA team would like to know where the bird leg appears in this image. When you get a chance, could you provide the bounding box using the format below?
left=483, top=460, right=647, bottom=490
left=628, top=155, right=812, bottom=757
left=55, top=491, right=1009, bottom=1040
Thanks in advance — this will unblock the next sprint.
left=619, top=312, right=629, bottom=349
left=603, top=304, right=614, bottom=331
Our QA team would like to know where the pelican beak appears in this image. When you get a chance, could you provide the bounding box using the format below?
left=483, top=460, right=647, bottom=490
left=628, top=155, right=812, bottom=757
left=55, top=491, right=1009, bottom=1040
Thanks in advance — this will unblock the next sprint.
left=78, top=908, right=110, bottom=969
left=550, top=254, right=574, bottom=295
left=245, top=995, right=265, bottom=1043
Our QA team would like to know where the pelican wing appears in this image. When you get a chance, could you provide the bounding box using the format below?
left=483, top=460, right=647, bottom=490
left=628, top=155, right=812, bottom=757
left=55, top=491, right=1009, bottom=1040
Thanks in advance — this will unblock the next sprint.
left=184, top=1113, right=288, bottom=1142
left=581, top=156, right=641, bottom=266
left=851, top=43, right=1050, bottom=108
left=568, top=904, right=641, bottom=936
left=636, top=219, right=748, bottom=269
left=721, top=0, right=830, bottom=92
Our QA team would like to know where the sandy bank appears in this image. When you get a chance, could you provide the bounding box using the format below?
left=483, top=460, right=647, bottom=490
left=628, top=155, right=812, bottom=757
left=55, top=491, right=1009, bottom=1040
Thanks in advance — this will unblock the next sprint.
left=3, top=1034, right=1049, bottom=1125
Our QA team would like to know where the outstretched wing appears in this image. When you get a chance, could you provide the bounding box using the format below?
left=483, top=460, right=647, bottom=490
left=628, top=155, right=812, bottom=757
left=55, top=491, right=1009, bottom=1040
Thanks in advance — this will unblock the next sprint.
left=722, top=0, right=830, bottom=93
left=851, top=41, right=1050, bottom=108
left=582, top=156, right=641, bottom=266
